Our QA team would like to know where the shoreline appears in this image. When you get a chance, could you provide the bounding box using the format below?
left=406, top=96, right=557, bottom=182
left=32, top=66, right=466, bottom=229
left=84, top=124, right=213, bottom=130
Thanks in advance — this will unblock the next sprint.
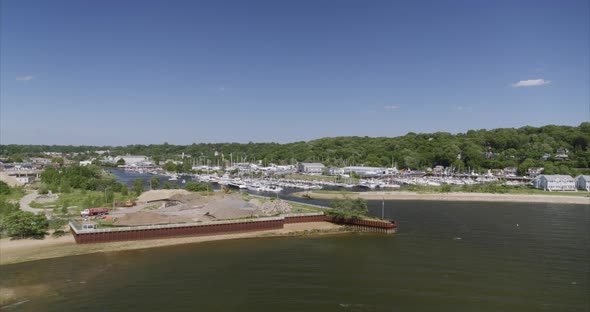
left=294, top=191, right=590, bottom=204
left=0, top=222, right=347, bottom=266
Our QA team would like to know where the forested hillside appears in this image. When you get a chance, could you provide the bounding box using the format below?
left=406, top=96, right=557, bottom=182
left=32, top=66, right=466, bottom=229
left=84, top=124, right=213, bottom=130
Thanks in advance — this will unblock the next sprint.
left=2, top=123, right=589, bottom=174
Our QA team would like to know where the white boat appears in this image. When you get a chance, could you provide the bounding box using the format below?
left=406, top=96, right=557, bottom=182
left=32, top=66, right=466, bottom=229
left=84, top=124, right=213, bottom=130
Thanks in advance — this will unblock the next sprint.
left=229, top=180, right=247, bottom=189
left=247, top=183, right=262, bottom=191
left=169, top=174, right=179, bottom=181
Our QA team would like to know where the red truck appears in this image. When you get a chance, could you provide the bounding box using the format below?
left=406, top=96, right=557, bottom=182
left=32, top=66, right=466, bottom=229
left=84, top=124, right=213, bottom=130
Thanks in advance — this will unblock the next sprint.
left=80, top=208, right=109, bottom=218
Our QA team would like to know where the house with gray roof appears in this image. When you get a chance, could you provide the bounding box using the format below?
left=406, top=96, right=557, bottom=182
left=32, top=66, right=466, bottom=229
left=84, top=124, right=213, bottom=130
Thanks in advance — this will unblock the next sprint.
left=575, top=175, right=590, bottom=192
left=532, top=175, right=576, bottom=192
left=298, top=163, right=325, bottom=174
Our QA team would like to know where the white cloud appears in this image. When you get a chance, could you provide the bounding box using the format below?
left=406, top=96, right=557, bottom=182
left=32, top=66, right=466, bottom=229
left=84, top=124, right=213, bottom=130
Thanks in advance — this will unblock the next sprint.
left=383, top=105, right=399, bottom=111
left=16, top=75, right=35, bottom=81
left=511, top=79, right=550, bottom=87
left=453, top=106, right=472, bottom=111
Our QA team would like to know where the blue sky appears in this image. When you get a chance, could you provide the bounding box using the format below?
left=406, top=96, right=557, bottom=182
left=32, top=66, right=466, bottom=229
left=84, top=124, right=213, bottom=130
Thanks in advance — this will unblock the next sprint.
left=1, top=0, right=589, bottom=145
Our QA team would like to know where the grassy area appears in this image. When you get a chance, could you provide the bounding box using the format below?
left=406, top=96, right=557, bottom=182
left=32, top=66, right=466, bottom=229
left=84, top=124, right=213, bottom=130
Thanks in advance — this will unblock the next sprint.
left=0, top=187, right=26, bottom=202
left=96, top=220, right=116, bottom=228
left=29, top=189, right=138, bottom=213
left=289, top=202, right=323, bottom=213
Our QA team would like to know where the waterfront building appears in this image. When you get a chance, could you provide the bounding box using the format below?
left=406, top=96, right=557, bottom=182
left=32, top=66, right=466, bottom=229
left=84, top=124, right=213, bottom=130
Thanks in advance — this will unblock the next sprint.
left=342, top=166, right=387, bottom=177
left=0, top=163, right=43, bottom=185
left=327, top=167, right=345, bottom=175
left=113, top=155, right=150, bottom=165
left=298, top=163, right=325, bottom=174
left=491, top=169, right=504, bottom=177
left=527, top=167, right=545, bottom=177
left=432, top=166, right=445, bottom=175
left=554, top=148, right=570, bottom=161
left=503, top=167, right=518, bottom=177
left=575, top=175, right=590, bottom=192
left=554, top=153, right=569, bottom=161
left=532, top=175, right=576, bottom=191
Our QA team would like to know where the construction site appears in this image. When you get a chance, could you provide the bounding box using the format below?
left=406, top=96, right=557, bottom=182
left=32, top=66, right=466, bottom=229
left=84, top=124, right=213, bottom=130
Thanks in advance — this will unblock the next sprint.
left=98, top=189, right=300, bottom=227
left=69, top=190, right=396, bottom=244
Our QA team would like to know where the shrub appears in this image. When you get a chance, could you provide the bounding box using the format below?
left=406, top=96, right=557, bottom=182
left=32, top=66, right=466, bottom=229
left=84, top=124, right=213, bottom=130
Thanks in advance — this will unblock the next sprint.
left=2, top=211, right=48, bottom=238
left=328, top=196, right=368, bottom=220
left=0, top=181, right=11, bottom=195
left=183, top=182, right=209, bottom=192
left=52, top=230, right=67, bottom=238
left=38, top=184, right=49, bottom=195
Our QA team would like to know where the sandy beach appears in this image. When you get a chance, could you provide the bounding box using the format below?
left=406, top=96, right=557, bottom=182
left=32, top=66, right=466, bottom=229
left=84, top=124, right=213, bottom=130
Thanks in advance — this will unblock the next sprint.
left=295, top=191, right=590, bottom=205
left=0, top=222, right=345, bottom=265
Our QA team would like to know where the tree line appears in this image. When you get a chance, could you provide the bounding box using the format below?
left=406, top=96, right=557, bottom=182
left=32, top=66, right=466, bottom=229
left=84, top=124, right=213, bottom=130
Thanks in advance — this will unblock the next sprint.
left=2, top=123, right=589, bottom=174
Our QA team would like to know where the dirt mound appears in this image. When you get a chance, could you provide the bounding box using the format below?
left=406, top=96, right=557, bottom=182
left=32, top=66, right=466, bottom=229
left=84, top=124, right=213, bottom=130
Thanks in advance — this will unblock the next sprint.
left=137, top=190, right=192, bottom=203
left=248, top=199, right=263, bottom=208
left=114, top=211, right=193, bottom=226
left=198, top=197, right=258, bottom=220
left=257, top=200, right=292, bottom=216
left=34, top=194, right=59, bottom=204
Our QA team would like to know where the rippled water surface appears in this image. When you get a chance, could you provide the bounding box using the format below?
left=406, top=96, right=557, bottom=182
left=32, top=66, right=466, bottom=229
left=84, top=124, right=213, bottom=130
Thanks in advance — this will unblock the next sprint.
left=2, top=200, right=589, bottom=311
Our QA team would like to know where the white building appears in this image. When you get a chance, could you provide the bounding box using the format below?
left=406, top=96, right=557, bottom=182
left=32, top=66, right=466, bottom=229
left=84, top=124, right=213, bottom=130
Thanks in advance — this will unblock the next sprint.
left=327, top=167, right=345, bottom=175
left=503, top=167, right=518, bottom=177
left=114, top=155, right=150, bottom=165
left=79, top=161, right=92, bottom=166
left=575, top=175, right=590, bottom=192
left=298, top=163, right=325, bottom=174
left=533, top=175, right=576, bottom=192
left=342, top=166, right=386, bottom=177
left=527, top=167, right=545, bottom=177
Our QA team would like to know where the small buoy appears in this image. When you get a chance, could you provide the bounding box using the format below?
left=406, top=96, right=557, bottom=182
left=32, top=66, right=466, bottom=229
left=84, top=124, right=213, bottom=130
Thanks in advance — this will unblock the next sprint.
left=453, top=237, right=462, bottom=240
left=516, top=223, right=519, bottom=227
left=571, top=282, right=577, bottom=285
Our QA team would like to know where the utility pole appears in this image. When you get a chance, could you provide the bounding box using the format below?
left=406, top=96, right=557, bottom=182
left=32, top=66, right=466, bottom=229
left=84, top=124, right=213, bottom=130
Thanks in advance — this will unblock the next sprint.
left=381, top=197, right=385, bottom=220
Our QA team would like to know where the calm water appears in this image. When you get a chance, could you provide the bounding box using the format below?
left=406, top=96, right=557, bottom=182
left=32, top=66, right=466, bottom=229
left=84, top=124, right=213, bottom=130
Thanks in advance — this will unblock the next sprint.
left=2, top=200, right=589, bottom=311
left=107, top=169, right=192, bottom=190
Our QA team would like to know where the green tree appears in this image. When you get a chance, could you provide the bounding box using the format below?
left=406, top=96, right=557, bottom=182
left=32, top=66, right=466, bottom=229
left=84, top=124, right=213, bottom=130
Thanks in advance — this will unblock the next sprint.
left=163, top=162, right=177, bottom=172
left=328, top=196, right=368, bottom=219
left=162, top=181, right=173, bottom=189
left=116, top=158, right=126, bottom=166
left=2, top=211, right=48, bottom=238
left=181, top=161, right=193, bottom=173
left=61, top=199, right=70, bottom=215
left=149, top=176, right=160, bottom=190
left=51, top=157, right=65, bottom=165
left=105, top=188, right=115, bottom=204
left=60, top=180, right=72, bottom=193
left=0, top=199, right=19, bottom=217
left=8, top=155, right=24, bottom=163
left=183, top=182, right=208, bottom=192
left=0, top=181, right=11, bottom=195
left=40, top=167, right=61, bottom=185
left=133, top=178, right=144, bottom=196
left=121, top=185, right=129, bottom=196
